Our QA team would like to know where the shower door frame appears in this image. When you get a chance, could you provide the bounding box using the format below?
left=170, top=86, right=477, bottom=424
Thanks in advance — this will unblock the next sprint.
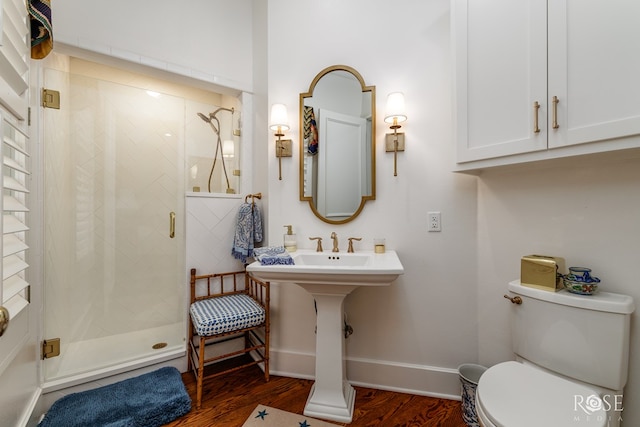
left=40, top=60, right=188, bottom=389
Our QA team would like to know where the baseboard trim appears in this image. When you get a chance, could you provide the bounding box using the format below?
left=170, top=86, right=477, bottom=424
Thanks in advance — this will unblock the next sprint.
left=20, top=387, right=42, bottom=427
left=268, top=348, right=316, bottom=380
left=269, top=348, right=461, bottom=401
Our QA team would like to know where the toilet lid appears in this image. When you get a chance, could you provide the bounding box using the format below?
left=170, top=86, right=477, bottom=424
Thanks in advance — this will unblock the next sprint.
left=477, top=361, right=608, bottom=427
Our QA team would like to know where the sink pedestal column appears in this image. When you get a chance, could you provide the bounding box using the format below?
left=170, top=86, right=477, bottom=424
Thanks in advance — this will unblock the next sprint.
left=302, top=285, right=358, bottom=423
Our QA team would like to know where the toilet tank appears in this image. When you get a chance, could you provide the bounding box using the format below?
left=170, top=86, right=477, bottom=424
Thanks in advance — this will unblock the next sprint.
left=507, top=280, right=635, bottom=391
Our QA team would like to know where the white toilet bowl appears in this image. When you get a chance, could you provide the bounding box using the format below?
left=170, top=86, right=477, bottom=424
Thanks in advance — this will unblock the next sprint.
left=476, top=361, right=611, bottom=427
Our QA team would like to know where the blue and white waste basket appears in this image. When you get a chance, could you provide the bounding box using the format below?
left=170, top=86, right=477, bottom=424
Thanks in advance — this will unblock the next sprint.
left=458, top=364, right=487, bottom=427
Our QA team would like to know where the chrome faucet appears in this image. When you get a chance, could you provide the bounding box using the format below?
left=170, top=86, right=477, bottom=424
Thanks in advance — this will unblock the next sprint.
left=330, top=232, right=339, bottom=252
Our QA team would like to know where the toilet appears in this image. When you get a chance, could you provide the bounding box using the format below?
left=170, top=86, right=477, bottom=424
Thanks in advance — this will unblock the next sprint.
left=476, top=280, right=635, bottom=427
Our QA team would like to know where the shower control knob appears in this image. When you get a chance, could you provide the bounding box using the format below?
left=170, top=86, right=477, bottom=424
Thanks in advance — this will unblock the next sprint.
left=503, top=294, right=522, bottom=305
left=0, top=306, right=9, bottom=337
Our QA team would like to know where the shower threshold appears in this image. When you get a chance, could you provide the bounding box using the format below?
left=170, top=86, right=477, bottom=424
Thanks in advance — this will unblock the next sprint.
left=42, top=322, right=185, bottom=393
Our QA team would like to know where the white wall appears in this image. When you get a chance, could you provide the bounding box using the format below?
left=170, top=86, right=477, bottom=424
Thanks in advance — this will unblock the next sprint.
left=54, top=0, right=254, bottom=92
left=477, top=154, right=640, bottom=426
left=266, top=0, right=478, bottom=396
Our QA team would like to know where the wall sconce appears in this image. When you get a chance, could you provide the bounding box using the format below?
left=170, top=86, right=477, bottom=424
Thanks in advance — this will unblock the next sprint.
left=384, top=92, right=407, bottom=176
left=269, top=103, right=292, bottom=180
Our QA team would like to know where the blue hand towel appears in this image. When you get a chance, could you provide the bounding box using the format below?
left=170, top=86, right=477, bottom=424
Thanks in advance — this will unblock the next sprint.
left=253, top=246, right=295, bottom=265
left=232, top=203, right=263, bottom=263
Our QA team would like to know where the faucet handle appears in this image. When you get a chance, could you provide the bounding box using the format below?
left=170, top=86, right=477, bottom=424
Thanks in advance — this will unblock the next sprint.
left=347, top=237, right=362, bottom=253
left=309, top=237, right=323, bottom=252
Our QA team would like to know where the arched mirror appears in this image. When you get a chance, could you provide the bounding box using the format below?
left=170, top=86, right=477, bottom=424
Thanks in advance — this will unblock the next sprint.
left=299, top=65, right=376, bottom=224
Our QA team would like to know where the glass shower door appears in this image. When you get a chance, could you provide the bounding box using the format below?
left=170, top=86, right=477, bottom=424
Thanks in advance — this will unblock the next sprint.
left=42, top=65, right=186, bottom=383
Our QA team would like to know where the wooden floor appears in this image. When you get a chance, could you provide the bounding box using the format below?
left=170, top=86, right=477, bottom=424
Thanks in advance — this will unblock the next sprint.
left=165, top=360, right=467, bottom=427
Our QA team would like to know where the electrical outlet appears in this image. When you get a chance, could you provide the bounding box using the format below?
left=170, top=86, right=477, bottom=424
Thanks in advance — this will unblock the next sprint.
left=428, top=211, right=441, bottom=232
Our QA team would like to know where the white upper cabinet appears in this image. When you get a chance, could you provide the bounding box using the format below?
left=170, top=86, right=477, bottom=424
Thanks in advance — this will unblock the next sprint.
left=547, top=0, right=640, bottom=149
left=453, top=0, right=640, bottom=169
left=453, top=0, right=547, bottom=163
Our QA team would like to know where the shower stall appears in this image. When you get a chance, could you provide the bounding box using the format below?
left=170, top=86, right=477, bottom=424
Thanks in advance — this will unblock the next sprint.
left=41, top=56, right=239, bottom=387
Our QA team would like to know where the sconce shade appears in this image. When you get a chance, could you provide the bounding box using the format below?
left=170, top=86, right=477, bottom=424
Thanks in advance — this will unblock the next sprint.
left=269, top=103, right=290, bottom=131
left=384, top=92, right=407, bottom=124
left=223, top=140, right=234, bottom=157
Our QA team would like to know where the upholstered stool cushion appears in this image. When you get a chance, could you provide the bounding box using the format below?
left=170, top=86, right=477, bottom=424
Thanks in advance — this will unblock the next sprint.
left=190, top=294, right=265, bottom=336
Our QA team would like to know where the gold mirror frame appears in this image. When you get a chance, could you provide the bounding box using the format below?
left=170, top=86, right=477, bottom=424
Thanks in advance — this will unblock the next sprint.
left=299, top=65, right=376, bottom=224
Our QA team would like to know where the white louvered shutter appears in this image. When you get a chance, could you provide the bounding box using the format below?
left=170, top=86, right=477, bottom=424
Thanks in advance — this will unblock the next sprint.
left=2, top=117, right=30, bottom=318
left=0, top=0, right=30, bottom=323
left=0, top=0, right=30, bottom=121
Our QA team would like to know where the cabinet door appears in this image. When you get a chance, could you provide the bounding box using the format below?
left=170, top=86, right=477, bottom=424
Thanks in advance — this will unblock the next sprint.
left=548, top=0, right=640, bottom=148
left=454, top=0, right=548, bottom=163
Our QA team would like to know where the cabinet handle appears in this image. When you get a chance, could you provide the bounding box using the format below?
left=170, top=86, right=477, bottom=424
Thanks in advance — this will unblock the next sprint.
left=169, top=212, right=176, bottom=238
left=533, top=101, right=541, bottom=133
left=552, top=96, right=559, bottom=129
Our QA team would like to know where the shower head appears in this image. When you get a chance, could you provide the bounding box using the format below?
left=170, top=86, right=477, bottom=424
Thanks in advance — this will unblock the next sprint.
left=198, top=107, right=234, bottom=124
left=197, top=112, right=211, bottom=123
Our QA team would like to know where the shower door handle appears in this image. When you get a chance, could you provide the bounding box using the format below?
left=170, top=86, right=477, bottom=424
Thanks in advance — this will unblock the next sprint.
left=169, top=212, right=176, bottom=238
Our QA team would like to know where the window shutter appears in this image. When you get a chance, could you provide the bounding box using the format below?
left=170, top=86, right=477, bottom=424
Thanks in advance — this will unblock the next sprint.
left=0, top=0, right=30, bottom=120
left=2, top=116, right=30, bottom=317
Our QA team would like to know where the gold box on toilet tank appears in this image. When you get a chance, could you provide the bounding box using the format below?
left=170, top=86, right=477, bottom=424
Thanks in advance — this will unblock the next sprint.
left=520, top=255, right=565, bottom=292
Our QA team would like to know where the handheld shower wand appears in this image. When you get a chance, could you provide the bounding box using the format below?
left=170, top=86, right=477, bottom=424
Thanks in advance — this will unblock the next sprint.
left=197, top=107, right=235, bottom=192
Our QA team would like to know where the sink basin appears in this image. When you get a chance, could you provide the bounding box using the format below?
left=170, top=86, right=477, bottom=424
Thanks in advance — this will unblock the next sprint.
left=246, top=249, right=404, bottom=288
left=246, top=249, right=403, bottom=423
left=296, top=253, right=370, bottom=266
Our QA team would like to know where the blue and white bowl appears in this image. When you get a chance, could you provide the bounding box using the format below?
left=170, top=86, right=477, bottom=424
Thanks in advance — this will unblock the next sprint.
left=563, top=267, right=600, bottom=295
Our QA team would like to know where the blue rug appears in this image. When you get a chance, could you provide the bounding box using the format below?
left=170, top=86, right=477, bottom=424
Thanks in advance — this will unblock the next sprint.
left=39, top=367, right=191, bottom=427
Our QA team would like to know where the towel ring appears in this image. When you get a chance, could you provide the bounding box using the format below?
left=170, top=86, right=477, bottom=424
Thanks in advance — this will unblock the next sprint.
left=245, top=192, right=262, bottom=204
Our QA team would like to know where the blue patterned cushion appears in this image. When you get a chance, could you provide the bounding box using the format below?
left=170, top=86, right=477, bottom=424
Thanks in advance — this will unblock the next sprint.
left=190, top=294, right=265, bottom=336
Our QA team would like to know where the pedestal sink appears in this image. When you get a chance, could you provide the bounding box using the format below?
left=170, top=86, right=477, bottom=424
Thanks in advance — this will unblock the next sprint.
left=246, top=249, right=404, bottom=423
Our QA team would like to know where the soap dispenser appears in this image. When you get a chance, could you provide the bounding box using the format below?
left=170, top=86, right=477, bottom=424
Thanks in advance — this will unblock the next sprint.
left=283, top=225, right=297, bottom=252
